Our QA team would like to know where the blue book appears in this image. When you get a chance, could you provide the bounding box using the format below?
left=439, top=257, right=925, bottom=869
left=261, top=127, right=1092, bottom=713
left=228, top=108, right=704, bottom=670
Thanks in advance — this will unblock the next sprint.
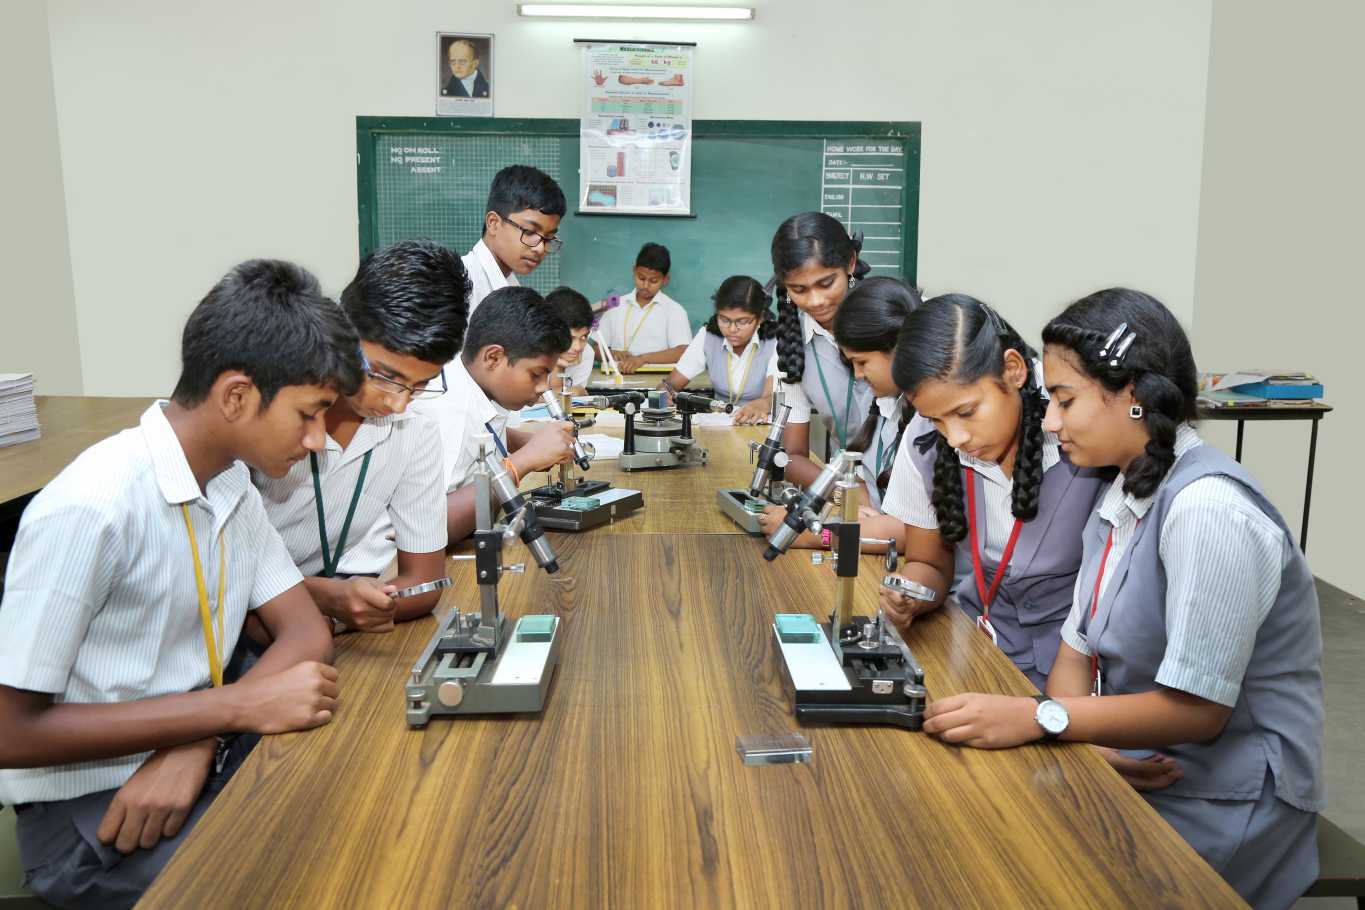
left=1230, top=380, right=1323, bottom=399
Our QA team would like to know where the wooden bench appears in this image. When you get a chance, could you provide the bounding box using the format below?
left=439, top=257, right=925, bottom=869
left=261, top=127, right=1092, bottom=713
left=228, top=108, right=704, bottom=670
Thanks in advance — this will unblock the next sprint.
left=1306, top=816, right=1365, bottom=907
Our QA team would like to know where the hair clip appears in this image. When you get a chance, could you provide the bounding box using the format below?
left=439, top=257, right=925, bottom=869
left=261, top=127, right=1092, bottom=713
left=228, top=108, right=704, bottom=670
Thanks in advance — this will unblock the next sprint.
left=913, top=429, right=938, bottom=454
left=1098, top=322, right=1137, bottom=367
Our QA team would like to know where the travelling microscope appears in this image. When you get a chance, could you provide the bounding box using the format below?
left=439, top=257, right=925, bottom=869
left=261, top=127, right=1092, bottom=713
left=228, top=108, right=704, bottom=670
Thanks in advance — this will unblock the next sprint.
left=716, top=392, right=795, bottom=534
left=762, top=449, right=932, bottom=729
left=585, top=387, right=732, bottom=472
left=524, top=376, right=644, bottom=531
left=406, top=440, right=565, bottom=725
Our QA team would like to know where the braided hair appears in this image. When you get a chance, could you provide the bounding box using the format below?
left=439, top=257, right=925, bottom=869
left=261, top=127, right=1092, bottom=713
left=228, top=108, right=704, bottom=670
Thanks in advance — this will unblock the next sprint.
left=770, top=212, right=871, bottom=385
left=835, top=277, right=924, bottom=494
left=1041, top=288, right=1198, bottom=499
left=891, top=294, right=1046, bottom=544
left=704, top=275, right=777, bottom=340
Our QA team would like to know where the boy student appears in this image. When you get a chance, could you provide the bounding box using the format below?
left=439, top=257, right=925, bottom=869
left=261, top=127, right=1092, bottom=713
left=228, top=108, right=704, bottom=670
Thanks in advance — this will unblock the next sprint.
left=414, top=286, right=577, bottom=545
left=0, top=260, right=353, bottom=909
left=545, top=285, right=595, bottom=391
left=463, top=164, right=566, bottom=314
left=253, top=240, right=467, bottom=633
left=596, top=242, right=692, bottom=373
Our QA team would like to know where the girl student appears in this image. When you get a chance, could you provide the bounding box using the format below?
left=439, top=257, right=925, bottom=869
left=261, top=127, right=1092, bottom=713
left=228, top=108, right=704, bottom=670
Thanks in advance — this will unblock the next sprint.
left=663, top=275, right=778, bottom=424
left=877, top=295, right=1107, bottom=690
left=756, top=276, right=922, bottom=547
left=919, top=289, right=1324, bottom=910
left=762, top=212, right=876, bottom=486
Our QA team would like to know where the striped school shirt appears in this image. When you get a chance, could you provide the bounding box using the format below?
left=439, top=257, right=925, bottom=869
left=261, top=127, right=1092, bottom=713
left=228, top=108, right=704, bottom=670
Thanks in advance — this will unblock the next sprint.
left=0, top=402, right=302, bottom=804
left=252, top=409, right=447, bottom=578
left=1060, top=424, right=1288, bottom=707
left=411, top=356, right=509, bottom=493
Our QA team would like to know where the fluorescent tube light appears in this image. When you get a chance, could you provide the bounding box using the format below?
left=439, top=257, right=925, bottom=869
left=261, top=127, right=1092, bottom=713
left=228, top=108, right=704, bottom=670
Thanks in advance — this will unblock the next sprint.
left=518, top=4, right=754, bottom=20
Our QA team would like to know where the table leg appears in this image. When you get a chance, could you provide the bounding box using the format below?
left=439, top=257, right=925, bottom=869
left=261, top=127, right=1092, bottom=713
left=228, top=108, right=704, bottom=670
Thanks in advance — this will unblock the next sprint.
left=1234, top=420, right=1245, bottom=462
left=1301, top=417, right=1320, bottom=552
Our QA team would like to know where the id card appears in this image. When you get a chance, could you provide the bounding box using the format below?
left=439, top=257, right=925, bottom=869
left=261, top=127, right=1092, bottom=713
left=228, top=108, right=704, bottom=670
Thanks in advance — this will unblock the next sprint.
left=975, top=615, right=998, bottom=645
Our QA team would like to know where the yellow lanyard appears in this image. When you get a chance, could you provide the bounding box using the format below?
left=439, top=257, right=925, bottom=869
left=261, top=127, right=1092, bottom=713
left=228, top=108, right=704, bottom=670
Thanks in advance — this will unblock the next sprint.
left=724, top=343, right=758, bottom=405
left=180, top=504, right=226, bottom=687
left=623, top=300, right=657, bottom=351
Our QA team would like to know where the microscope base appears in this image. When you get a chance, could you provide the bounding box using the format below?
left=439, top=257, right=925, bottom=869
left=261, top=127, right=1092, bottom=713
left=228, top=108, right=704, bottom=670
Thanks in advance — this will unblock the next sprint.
left=772, top=615, right=926, bottom=730
left=406, top=613, right=562, bottom=725
left=716, top=489, right=769, bottom=535
left=526, top=480, right=644, bottom=531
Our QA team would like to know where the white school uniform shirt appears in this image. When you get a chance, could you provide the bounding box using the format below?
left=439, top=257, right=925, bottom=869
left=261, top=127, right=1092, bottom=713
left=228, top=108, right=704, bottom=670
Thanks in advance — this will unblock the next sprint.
left=0, top=402, right=303, bottom=804
left=411, top=356, right=509, bottom=493
left=252, top=409, right=447, bottom=577
left=596, top=290, right=692, bottom=356
left=1060, top=424, right=1287, bottom=707
left=881, top=362, right=1057, bottom=561
left=462, top=239, right=518, bottom=315
left=675, top=327, right=772, bottom=394
left=764, top=310, right=836, bottom=424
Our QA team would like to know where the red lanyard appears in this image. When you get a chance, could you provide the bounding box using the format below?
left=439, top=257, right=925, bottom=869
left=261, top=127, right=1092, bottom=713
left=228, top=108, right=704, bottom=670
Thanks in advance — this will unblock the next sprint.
left=964, top=467, right=1023, bottom=620
left=1088, top=527, right=1117, bottom=690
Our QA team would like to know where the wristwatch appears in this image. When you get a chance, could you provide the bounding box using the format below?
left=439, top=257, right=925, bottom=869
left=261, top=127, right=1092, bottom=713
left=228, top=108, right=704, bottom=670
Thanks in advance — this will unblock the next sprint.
left=1032, top=695, right=1069, bottom=740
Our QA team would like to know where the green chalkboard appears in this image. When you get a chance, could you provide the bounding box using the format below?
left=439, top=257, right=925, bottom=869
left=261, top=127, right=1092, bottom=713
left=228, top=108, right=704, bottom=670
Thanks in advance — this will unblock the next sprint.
left=357, top=118, right=920, bottom=327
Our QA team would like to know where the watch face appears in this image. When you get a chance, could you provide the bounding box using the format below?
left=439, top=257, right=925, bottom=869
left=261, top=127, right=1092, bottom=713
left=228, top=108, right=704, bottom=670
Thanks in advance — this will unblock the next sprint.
left=1037, top=700, right=1069, bottom=735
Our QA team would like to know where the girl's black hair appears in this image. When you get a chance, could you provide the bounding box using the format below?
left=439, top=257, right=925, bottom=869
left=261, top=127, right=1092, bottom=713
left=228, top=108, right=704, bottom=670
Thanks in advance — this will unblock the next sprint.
left=1041, top=288, right=1198, bottom=499
left=704, top=275, right=777, bottom=341
left=770, top=212, right=871, bottom=384
left=835, top=277, right=924, bottom=494
left=891, top=294, right=1045, bottom=544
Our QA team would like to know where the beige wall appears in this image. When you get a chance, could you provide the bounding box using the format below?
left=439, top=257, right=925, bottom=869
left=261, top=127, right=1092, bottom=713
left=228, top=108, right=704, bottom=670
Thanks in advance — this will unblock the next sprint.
left=1193, top=0, right=1364, bottom=593
left=43, top=0, right=1211, bottom=396
left=0, top=0, right=82, bottom=395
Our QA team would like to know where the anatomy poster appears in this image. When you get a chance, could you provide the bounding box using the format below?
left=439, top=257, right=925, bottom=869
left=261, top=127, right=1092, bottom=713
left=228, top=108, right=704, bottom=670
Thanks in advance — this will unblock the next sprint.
left=578, top=41, right=694, bottom=216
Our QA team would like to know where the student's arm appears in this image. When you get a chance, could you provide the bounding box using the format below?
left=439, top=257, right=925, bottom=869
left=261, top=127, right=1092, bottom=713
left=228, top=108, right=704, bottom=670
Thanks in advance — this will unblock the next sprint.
left=621, top=344, right=687, bottom=372
left=877, top=525, right=954, bottom=631
left=506, top=423, right=575, bottom=476
left=664, top=369, right=691, bottom=392
left=388, top=549, right=447, bottom=622
left=444, top=484, right=480, bottom=549
left=732, top=377, right=775, bottom=425
left=1046, top=640, right=1093, bottom=698
left=782, top=421, right=821, bottom=486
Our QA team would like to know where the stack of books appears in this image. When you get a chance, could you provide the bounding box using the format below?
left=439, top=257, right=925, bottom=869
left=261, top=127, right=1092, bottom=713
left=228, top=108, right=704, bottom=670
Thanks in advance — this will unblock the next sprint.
left=1198, top=370, right=1325, bottom=409
left=0, top=373, right=41, bottom=448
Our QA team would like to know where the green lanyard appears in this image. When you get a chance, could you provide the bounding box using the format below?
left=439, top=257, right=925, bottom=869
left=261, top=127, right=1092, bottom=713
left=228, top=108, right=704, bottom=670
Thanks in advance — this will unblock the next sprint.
left=310, top=449, right=372, bottom=578
left=811, top=351, right=856, bottom=449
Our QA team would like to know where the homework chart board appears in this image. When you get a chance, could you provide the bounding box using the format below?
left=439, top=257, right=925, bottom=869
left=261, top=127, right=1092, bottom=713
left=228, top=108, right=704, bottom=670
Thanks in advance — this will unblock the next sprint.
left=357, top=118, right=920, bottom=327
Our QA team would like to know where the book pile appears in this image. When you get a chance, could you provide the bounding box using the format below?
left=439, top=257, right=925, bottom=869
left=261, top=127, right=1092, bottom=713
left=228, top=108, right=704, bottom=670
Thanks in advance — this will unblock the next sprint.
left=0, top=373, right=40, bottom=448
left=1198, top=370, right=1324, bottom=409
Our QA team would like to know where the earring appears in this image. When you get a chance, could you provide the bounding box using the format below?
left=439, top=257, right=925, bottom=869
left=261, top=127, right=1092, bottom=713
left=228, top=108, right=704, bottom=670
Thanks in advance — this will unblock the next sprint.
left=1129, top=404, right=1144, bottom=419
left=847, top=274, right=858, bottom=290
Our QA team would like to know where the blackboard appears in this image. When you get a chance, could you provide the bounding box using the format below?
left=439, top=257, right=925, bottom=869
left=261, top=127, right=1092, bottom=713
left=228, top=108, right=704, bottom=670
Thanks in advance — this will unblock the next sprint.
left=357, top=117, right=920, bottom=326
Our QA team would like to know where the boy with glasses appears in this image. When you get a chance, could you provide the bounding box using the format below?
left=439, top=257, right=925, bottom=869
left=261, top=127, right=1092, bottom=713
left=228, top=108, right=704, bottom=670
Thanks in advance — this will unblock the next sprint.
left=463, top=165, right=566, bottom=315
left=253, top=240, right=467, bottom=633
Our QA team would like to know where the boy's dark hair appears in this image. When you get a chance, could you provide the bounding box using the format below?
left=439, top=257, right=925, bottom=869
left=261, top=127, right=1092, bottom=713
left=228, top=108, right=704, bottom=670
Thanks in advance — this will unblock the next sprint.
left=1043, top=288, right=1199, bottom=499
left=462, top=286, right=570, bottom=364
left=340, top=239, right=472, bottom=365
left=483, top=165, right=566, bottom=234
left=635, top=242, right=671, bottom=275
left=544, top=286, right=593, bottom=330
left=172, top=259, right=363, bottom=409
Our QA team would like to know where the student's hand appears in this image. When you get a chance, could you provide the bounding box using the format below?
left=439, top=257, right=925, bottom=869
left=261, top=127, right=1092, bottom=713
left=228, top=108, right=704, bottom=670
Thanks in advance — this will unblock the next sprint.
left=328, top=577, right=399, bottom=633
left=879, top=573, right=935, bottom=631
left=757, top=504, right=789, bottom=537
left=618, top=354, right=646, bottom=374
left=514, top=421, right=575, bottom=473
left=233, top=661, right=340, bottom=734
left=97, top=738, right=216, bottom=854
left=1093, top=746, right=1185, bottom=791
left=732, top=398, right=771, bottom=425
left=922, top=693, right=1041, bottom=749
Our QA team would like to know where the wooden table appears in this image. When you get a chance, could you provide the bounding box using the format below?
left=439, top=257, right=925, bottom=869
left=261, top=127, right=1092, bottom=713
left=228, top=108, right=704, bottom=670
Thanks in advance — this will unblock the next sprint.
left=140, top=532, right=1243, bottom=908
left=527, top=421, right=769, bottom=535
left=0, top=396, right=152, bottom=507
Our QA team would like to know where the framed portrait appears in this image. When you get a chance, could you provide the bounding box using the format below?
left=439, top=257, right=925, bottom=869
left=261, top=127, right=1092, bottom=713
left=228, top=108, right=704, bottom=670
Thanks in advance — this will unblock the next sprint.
left=436, top=33, right=493, bottom=117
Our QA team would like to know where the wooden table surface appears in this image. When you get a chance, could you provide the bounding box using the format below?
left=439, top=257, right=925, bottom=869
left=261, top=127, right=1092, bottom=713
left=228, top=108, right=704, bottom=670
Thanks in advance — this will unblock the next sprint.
left=0, top=396, right=153, bottom=505
left=140, top=535, right=1242, bottom=909
left=527, top=421, right=770, bottom=535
